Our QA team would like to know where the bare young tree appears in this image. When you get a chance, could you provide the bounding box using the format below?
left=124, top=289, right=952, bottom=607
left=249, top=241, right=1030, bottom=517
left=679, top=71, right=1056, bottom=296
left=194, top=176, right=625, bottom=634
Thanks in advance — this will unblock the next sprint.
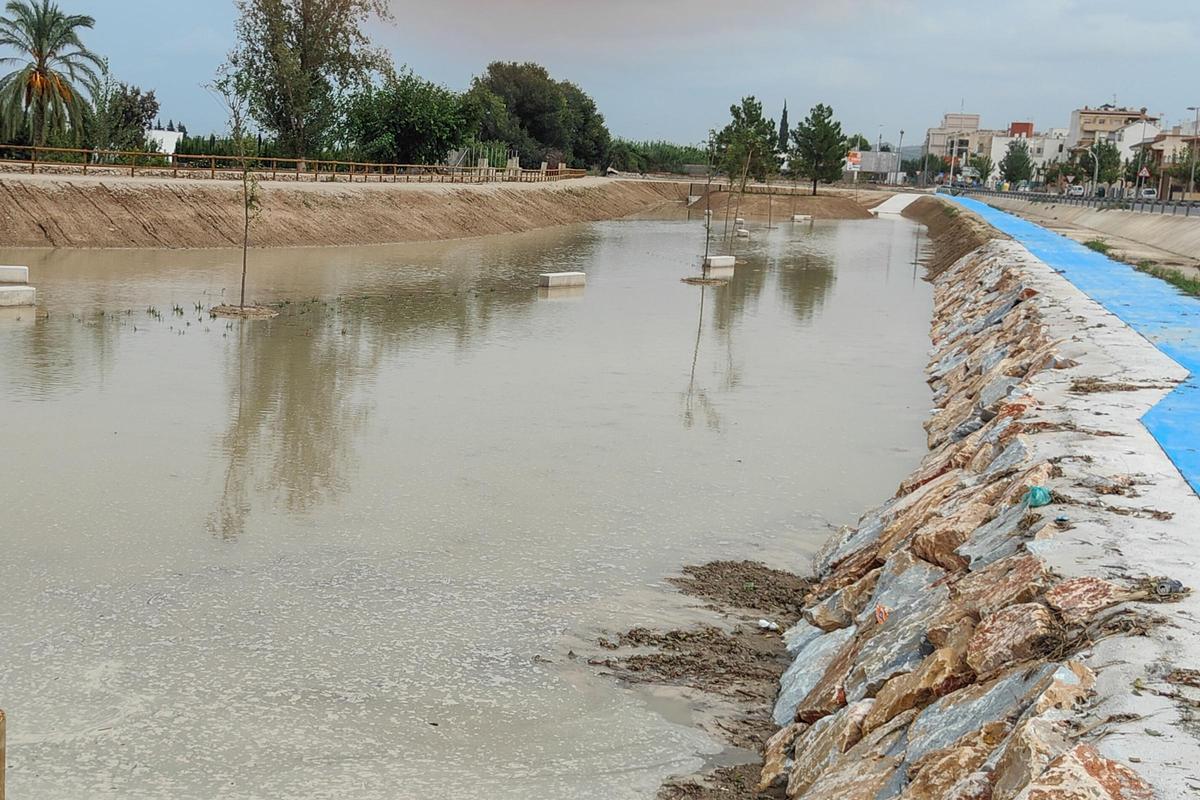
left=212, top=67, right=261, bottom=311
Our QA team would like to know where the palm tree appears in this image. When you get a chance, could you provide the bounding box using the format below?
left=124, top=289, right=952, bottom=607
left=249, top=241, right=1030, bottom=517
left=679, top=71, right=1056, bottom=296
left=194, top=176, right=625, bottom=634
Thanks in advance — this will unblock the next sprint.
left=0, top=0, right=102, bottom=146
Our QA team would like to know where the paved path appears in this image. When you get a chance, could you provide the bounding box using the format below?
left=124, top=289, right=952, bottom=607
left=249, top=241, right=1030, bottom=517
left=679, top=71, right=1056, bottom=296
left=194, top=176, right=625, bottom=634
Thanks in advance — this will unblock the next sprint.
left=948, top=194, right=1200, bottom=494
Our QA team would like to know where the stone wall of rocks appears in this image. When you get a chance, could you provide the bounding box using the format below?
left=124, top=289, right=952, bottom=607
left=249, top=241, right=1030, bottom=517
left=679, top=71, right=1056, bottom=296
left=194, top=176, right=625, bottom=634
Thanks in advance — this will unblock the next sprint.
left=757, top=236, right=1195, bottom=799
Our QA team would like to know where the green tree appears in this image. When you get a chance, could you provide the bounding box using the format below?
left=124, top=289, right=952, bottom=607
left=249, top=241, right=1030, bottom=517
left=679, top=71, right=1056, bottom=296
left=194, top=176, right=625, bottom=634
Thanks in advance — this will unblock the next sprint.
left=999, top=138, right=1034, bottom=183
left=777, top=100, right=788, bottom=153
left=0, top=0, right=103, bottom=146
left=902, top=152, right=947, bottom=180
left=344, top=69, right=472, bottom=164
left=558, top=79, right=609, bottom=168
left=226, top=0, right=391, bottom=159
left=846, top=133, right=870, bottom=151
left=790, top=103, right=847, bottom=195
left=1078, top=139, right=1121, bottom=185
left=471, top=61, right=566, bottom=165
left=468, top=62, right=609, bottom=169
left=969, top=153, right=994, bottom=184
left=212, top=66, right=260, bottom=311
left=714, top=96, right=777, bottom=181
left=87, top=70, right=159, bottom=151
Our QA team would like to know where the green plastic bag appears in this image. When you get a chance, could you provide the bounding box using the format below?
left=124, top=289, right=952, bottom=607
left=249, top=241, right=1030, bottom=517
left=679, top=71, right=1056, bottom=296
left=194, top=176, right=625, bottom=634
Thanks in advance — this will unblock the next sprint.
left=1025, top=486, right=1052, bottom=508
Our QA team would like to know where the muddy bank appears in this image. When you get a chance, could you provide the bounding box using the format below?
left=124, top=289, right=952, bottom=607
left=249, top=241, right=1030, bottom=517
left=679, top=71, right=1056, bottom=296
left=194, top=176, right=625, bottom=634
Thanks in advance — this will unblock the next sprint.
left=0, top=175, right=695, bottom=249
left=590, top=561, right=811, bottom=798
left=695, top=190, right=875, bottom=223
left=752, top=201, right=1199, bottom=798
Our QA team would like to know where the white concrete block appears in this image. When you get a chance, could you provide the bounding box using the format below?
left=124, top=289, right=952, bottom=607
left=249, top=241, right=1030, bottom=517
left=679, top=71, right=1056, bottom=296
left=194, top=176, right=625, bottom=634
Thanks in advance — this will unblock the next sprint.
left=537, top=285, right=585, bottom=301
left=703, top=265, right=734, bottom=280
left=735, top=228, right=750, bottom=238
left=0, top=285, right=36, bottom=307
left=703, top=255, right=736, bottom=268
left=735, top=217, right=745, bottom=225
left=0, top=265, right=29, bottom=284
left=539, top=271, right=586, bottom=288
left=792, top=214, right=812, bottom=222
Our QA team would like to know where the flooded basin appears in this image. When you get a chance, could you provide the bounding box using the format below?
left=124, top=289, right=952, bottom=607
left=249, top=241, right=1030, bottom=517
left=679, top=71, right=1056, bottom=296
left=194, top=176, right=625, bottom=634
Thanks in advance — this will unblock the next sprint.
left=0, top=217, right=932, bottom=799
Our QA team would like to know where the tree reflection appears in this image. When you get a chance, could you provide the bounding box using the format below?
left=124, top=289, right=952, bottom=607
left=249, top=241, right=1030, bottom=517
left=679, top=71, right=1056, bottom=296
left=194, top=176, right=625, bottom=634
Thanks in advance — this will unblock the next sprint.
left=205, top=231, right=599, bottom=539
left=681, top=285, right=721, bottom=431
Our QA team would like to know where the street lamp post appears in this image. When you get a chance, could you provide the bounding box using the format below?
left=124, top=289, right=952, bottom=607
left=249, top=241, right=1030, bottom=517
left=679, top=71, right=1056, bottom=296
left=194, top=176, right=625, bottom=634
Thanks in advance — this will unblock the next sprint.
left=1188, top=106, right=1200, bottom=200
left=896, top=129, right=904, bottom=184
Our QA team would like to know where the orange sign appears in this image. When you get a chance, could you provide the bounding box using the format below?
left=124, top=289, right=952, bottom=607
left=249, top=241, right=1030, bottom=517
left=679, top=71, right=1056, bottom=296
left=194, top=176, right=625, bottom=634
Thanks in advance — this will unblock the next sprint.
left=846, top=151, right=862, bottom=171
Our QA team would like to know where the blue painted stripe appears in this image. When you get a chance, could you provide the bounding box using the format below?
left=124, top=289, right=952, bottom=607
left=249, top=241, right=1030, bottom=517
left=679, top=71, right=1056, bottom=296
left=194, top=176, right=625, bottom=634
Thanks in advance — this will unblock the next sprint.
left=945, top=195, right=1200, bottom=495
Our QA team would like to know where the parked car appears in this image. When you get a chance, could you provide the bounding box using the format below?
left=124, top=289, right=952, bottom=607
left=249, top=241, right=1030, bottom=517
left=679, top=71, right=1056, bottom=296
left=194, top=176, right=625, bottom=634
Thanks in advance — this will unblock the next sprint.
left=1067, top=185, right=1086, bottom=197
left=1139, top=187, right=1158, bottom=200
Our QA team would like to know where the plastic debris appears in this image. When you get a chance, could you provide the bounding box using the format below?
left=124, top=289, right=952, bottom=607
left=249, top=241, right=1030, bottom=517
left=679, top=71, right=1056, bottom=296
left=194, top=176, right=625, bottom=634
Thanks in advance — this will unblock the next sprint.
left=1026, top=486, right=1053, bottom=508
left=1155, top=578, right=1185, bottom=598
left=758, top=619, right=780, bottom=631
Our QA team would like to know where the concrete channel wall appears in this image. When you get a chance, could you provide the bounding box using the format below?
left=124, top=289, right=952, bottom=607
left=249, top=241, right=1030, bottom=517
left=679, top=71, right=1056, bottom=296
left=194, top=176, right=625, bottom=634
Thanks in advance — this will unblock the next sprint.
left=760, top=208, right=1199, bottom=798
left=978, top=193, right=1200, bottom=265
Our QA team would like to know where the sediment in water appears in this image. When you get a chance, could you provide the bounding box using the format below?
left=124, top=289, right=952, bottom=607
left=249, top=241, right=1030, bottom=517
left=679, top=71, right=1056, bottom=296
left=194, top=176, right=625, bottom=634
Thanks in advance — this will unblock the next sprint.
left=752, top=198, right=1199, bottom=798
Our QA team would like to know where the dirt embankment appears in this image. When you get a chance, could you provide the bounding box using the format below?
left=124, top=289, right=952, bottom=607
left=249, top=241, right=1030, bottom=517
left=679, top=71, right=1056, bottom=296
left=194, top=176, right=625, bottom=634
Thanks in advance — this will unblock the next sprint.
left=0, top=175, right=694, bottom=249
left=698, top=190, right=875, bottom=222
left=902, top=195, right=992, bottom=276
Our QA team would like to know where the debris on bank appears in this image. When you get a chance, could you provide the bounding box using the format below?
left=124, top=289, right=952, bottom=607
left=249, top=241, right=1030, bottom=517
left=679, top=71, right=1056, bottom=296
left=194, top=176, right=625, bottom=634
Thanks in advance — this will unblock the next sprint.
left=762, top=232, right=1199, bottom=798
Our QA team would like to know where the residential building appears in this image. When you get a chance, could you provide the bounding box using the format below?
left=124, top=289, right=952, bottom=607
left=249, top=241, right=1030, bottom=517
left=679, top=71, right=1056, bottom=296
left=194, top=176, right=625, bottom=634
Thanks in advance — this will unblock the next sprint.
left=924, top=113, right=985, bottom=168
left=1108, top=120, right=1161, bottom=165
left=979, top=130, right=1068, bottom=183
left=1066, top=105, right=1158, bottom=151
left=1134, top=126, right=1198, bottom=197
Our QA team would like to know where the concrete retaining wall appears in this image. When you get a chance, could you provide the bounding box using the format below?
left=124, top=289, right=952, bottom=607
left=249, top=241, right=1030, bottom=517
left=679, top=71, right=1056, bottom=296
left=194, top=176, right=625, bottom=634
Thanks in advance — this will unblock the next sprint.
left=760, top=234, right=1199, bottom=798
left=982, top=194, right=1200, bottom=263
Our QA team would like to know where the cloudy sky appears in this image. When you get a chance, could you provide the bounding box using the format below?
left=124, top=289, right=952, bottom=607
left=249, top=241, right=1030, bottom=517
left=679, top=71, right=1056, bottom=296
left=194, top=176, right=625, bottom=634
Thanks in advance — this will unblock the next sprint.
left=63, top=0, right=1199, bottom=147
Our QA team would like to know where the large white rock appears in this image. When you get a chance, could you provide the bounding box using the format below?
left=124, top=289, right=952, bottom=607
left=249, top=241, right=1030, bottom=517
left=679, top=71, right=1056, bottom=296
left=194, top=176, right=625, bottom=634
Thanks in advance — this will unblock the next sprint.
left=0, top=265, right=29, bottom=284
left=0, top=286, right=36, bottom=307
left=538, top=272, right=586, bottom=287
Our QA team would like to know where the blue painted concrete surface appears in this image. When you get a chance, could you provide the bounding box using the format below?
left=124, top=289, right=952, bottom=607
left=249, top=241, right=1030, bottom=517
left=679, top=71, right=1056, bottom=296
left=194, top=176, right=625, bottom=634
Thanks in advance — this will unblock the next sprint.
left=946, top=195, right=1200, bottom=495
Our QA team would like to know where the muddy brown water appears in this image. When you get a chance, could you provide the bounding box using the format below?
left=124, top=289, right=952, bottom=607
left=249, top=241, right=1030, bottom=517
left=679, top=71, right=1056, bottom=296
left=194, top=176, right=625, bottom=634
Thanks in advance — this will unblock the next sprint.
left=0, top=217, right=932, bottom=799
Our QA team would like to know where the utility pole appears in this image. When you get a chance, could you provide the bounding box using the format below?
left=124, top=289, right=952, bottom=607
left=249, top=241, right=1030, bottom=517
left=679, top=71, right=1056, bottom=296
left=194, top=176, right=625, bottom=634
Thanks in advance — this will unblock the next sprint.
left=1188, top=106, right=1200, bottom=200
left=897, top=129, right=905, bottom=184
left=1091, top=138, right=1100, bottom=197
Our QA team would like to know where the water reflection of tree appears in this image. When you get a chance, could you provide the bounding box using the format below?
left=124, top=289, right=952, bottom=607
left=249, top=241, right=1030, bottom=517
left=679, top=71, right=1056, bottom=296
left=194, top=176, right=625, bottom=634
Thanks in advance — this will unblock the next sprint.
left=681, top=286, right=720, bottom=431
left=775, top=254, right=835, bottom=324
left=679, top=231, right=837, bottom=430
left=204, top=233, right=597, bottom=539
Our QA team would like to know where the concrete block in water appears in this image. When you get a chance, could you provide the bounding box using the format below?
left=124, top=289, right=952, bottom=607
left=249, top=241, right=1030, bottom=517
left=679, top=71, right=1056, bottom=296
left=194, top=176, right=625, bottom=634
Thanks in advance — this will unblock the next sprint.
left=703, top=265, right=734, bottom=280
left=703, top=255, right=736, bottom=268
left=793, top=214, right=812, bottom=222
left=537, top=286, right=585, bottom=301
left=735, top=228, right=750, bottom=238
left=538, top=272, right=586, bottom=288
left=735, top=217, right=745, bottom=225
left=0, top=286, right=36, bottom=307
left=0, top=265, right=29, bottom=284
